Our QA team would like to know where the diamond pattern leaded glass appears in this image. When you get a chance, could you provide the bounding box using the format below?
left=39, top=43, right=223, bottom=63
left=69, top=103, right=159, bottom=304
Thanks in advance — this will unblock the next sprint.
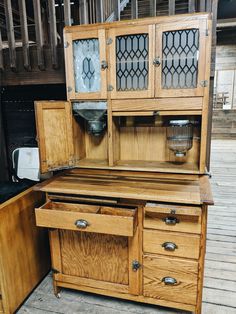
left=162, top=29, right=199, bottom=89
left=116, top=34, right=149, bottom=91
left=73, top=38, right=100, bottom=93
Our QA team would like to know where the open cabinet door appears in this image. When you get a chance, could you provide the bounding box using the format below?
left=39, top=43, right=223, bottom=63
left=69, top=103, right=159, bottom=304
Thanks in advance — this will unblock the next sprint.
left=35, top=101, right=74, bottom=173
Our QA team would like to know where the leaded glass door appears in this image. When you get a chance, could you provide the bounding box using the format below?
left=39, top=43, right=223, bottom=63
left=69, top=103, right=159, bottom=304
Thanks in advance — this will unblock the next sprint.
left=64, top=29, right=107, bottom=100
left=109, top=25, right=155, bottom=99
left=155, top=21, right=208, bottom=97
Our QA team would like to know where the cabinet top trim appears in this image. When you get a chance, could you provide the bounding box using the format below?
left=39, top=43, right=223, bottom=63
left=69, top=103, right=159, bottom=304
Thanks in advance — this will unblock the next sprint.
left=64, top=13, right=211, bottom=34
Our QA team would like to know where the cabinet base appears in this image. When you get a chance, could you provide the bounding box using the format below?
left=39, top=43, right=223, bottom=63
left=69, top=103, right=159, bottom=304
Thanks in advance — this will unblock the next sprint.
left=55, top=280, right=196, bottom=313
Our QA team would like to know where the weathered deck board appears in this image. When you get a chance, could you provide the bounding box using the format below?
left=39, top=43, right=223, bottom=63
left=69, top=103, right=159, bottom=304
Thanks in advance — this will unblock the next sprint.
left=17, top=139, right=236, bottom=314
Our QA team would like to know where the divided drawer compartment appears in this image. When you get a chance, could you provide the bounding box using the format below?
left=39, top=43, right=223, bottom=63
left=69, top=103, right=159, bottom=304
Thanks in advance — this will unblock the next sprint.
left=143, top=254, right=198, bottom=305
left=35, top=201, right=137, bottom=237
left=144, top=203, right=202, bottom=234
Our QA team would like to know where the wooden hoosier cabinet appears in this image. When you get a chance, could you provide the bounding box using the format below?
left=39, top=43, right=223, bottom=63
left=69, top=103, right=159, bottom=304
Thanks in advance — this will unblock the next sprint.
left=34, top=13, right=214, bottom=314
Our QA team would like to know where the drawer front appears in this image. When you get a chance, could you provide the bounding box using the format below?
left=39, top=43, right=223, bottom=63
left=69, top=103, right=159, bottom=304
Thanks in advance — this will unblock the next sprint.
left=143, top=254, right=198, bottom=305
left=143, top=230, right=200, bottom=259
left=35, top=202, right=137, bottom=237
left=144, top=204, right=201, bottom=234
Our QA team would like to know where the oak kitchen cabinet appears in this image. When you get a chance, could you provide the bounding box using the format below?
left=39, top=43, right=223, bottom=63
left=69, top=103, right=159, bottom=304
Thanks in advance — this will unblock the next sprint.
left=34, top=13, right=213, bottom=314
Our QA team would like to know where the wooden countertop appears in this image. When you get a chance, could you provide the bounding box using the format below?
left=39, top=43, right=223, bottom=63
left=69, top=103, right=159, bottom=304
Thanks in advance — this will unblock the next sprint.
left=34, top=169, right=214, bottom=206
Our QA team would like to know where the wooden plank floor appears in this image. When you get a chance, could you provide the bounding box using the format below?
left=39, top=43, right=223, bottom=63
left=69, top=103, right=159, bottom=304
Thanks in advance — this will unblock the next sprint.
left=17, top=140, right=236, bottom=314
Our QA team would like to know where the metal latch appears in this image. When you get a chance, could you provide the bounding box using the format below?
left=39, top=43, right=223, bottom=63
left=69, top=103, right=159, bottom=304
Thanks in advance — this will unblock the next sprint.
left=132, top=260, right=141, bottom=272
left=200, top=80, right=208, bottom=87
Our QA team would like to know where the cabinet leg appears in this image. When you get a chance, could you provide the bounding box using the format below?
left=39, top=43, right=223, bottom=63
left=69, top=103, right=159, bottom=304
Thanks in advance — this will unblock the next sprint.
left=53, top=281, right=61, bottom=298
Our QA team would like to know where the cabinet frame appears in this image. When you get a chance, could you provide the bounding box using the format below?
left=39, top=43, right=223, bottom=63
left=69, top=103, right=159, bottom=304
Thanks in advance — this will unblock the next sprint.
left=109, top=25, right=155, bottom=99
left=155, top=20, right=207, bottom=97
left=64, top=29, right=107, bottom=100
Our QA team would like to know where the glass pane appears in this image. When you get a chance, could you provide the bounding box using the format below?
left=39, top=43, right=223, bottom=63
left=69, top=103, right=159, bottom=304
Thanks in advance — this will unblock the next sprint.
left=162, top=29, right=199, bottom=89
left=73, top=38, right=100, bottom=93
left=116, top=34, right=149, bottom=91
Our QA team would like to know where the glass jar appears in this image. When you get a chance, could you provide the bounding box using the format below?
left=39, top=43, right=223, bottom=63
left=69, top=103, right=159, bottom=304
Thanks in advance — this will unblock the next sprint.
left=167, top=120, right=193, bottom=157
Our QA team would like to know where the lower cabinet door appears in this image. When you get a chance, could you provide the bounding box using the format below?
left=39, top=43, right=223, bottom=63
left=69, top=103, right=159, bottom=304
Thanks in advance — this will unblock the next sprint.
left=49, top=221, right=140, bottom=296
left=143, top=254, right=198, bottom=305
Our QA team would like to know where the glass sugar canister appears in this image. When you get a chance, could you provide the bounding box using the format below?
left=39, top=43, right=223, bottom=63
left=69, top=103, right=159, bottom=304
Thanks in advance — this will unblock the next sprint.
left=167, top=120, right=193, bottom=157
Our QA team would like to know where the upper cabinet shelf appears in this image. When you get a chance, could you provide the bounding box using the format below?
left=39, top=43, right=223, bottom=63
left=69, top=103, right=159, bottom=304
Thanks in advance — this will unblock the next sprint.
left=64, top=15, right=210, bottom=100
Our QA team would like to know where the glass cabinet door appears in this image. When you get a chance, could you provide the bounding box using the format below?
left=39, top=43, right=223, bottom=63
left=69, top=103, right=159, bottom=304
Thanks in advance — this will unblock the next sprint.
left=64, top=29, right=107, bottom=100
left=155, top=20, right=208, bottom=97
left=109, top=25, right=155, bottom=99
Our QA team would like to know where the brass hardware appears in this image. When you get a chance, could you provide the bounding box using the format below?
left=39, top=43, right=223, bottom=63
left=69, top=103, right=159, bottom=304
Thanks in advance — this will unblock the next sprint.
left=162, top=277, right=177, bottom=285
left=200, top=80, right=208, bottom=87
left=163, top=216, right=179, bottom=225
left=67, top=86, right=72, bottom=92
left=162, top=242, right=178, bottom=251
left=101, top=60, right=108, bottom=70
left=75, top=219, right=90, bottom=229
left=170, top=209, right=176, bottom=215
left=108, top=84, right=114, bottom=91
left=106, top=38, right=113, bottom=45
left=64, top=41, right=70, bottom=48
left=153, top=57, right=161, bottom=66
left=132, top=260, right=141, bottom=272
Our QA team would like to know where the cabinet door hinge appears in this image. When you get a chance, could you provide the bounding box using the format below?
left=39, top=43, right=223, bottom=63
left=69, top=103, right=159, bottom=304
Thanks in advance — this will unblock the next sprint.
left=108, top=84, right=114, bottom=91
left=205, top=29, right=209, bottom=36
left=64, top=41, right=70, bottom=48
left=67, top=86, right=72, bottom=93
left=200, top=80, right=208, bottom=87
left=52, top=268, right=60, bottom=274
left=106, top=38, right=113, bottom=45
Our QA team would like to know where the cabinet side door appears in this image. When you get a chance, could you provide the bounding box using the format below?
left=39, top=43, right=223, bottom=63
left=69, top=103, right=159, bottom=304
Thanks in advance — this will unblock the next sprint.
left=35, top=101, right=74, bottom=173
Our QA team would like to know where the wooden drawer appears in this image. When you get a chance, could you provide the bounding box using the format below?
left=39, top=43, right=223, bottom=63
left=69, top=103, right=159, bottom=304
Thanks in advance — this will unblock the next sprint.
left=143, top=229, right=200, bottom=259
left=35, top=201, right=137, bottom=237
left=144, top=203, right=201, bottom=234
left=143, top=254, right=198, bottom=305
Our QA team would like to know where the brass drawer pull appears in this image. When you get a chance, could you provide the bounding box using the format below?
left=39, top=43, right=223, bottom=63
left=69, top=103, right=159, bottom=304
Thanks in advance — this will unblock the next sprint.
left=75, top=219, right=89, bottom=229
left=162, top=242, right=178, bottom=251
left=162, top=277, right=177, bottom=285
left=163, top=216, right=179, bottom=225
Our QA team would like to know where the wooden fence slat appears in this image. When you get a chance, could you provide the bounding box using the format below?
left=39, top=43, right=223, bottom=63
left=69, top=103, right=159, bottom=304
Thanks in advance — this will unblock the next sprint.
left=0, top=28, right=4, bottom=71
left=64, top=0, right=72, bottom=26
left=79, top=0, right=89, bottom=24
left=96, top=0, right=104, bottom=23
left=33, top=0, right=45, bottom=70
left=168, top=0, right=175, bottom=15
left=48, top=0, right=58, bottom=69
left=114, top=0, right=120, bottom=21
left=18, top=0, right=31, bottom=70
left=4, top=0, right=16, bottom=71
left=131, top=0, right=138, bottom=19
left=150, top=0, right=156, bottom=17
left=188, top=0, right=196, bottom=12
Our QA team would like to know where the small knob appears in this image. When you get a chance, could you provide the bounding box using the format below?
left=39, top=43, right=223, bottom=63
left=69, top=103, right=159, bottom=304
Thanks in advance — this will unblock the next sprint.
left=162, top=277, right=177, bottom=285
left=153, top=57, right=161, bottom=66
left=75, top=219, right=89, bottom=229
left=162, top=242, right=178, bottom=251
left=163, top=216, right=179, bottom=225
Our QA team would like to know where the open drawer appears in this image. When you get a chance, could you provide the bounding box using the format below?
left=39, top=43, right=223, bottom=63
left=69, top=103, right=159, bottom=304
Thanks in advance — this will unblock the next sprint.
left=35, top=201, right=137, bottom=237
